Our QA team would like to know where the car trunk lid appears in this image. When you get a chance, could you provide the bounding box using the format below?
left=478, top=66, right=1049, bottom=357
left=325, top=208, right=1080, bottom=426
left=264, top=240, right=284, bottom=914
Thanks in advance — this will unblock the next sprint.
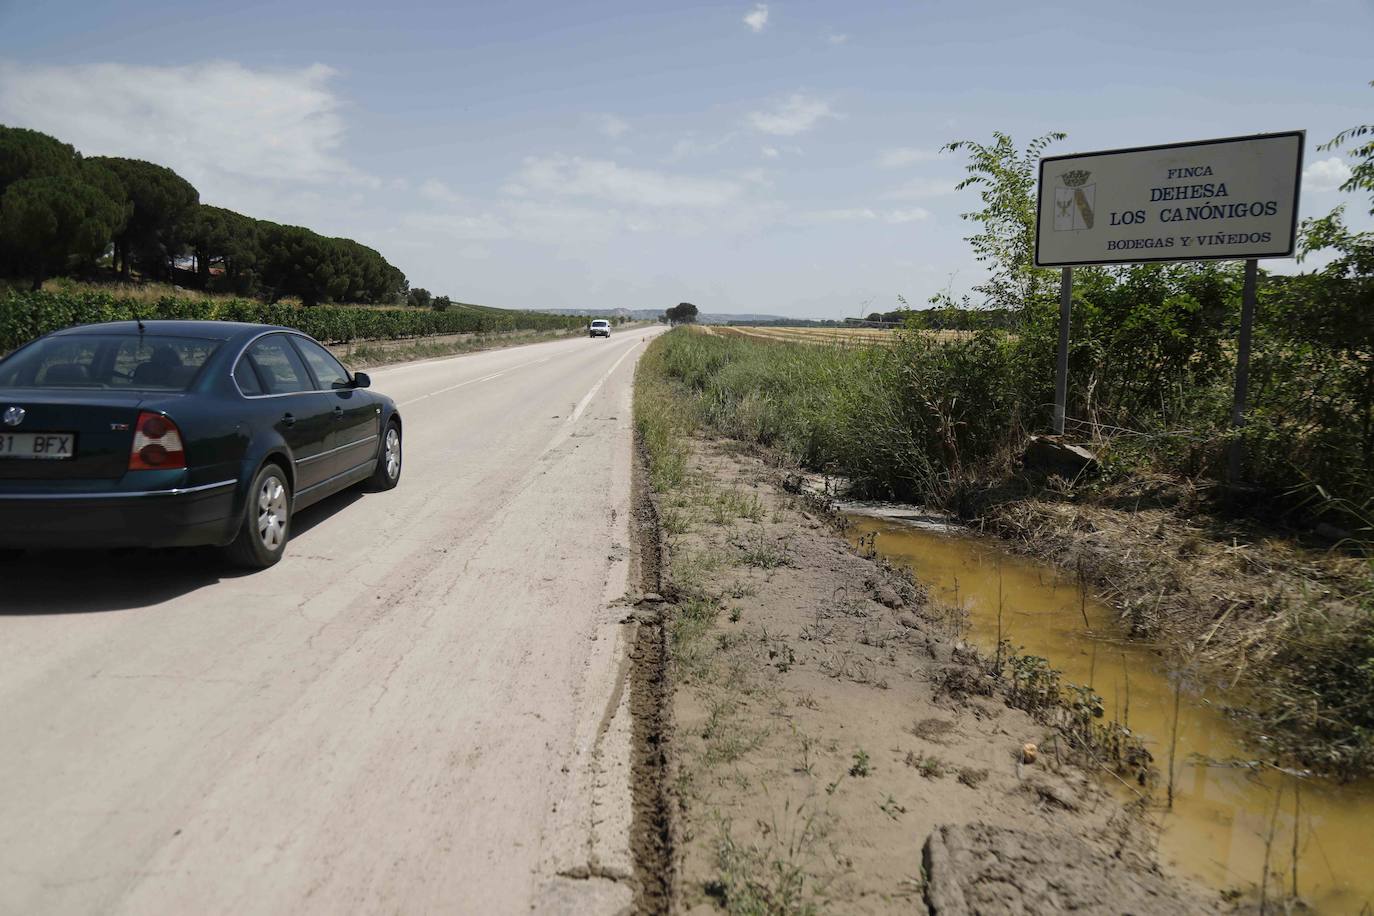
left=0, top=391, right=145, bottom=480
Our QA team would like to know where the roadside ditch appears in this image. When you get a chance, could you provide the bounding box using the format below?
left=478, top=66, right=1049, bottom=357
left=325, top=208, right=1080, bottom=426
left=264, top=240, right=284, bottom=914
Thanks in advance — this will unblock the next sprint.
left=627, top=437, right=678, bottom=915
left=844, top=510, right=1374, bottom=913
left=633, top=433, right=1214, bottom=914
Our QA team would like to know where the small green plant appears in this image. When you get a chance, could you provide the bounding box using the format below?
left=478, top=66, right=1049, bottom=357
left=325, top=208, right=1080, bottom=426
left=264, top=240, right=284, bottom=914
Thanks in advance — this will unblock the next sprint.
left=1007, top=652, right=1061, bottom=715
left=794, top=727, right=817, bottom=776
left=739, top=531, right=792, bottom=569
left=905, top=752, right=947, bottom=779
left=849, top=749, right=872, bottom=778
left=669, top=595, right=720, bottom=679
left=705, top=487, right=767, bottom=526
left=701, top=699, right=769, bottom=767
left=660, top=505, right=694, bottom=536
left=710, top=803, right=823, bottom=916
left=728, top=580, right=757, bottom=599
left=878, top=794, right=907, bottom=820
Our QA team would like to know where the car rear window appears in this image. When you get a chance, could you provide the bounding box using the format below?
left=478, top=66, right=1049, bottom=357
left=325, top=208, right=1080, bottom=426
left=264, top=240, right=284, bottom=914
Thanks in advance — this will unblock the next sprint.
left=0, top=334, right=220, bottom=391
left=242, top=335, right=313, bottom=395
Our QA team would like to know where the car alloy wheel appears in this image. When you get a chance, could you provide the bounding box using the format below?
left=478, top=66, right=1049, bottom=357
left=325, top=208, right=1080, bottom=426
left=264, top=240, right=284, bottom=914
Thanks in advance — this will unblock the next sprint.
left=384, top=425, right=401, bottom=481
left=257, top=473, right=289, bottom=551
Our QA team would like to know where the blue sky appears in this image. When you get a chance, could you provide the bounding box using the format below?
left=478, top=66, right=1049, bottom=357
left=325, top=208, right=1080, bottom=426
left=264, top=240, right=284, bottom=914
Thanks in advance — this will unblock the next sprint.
left=1, top=0, right=1369, bottom=317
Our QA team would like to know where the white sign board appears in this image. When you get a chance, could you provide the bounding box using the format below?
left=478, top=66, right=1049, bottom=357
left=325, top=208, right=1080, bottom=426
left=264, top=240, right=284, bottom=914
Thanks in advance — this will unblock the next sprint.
left=1035, top=132, right=1304, bottom=267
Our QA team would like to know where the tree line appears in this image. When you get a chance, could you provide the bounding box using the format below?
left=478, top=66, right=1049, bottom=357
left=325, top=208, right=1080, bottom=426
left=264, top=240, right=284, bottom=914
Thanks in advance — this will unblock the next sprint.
left=0, top=125, right=407, bottom=306
left=864, top=301, right=1018, bottom=331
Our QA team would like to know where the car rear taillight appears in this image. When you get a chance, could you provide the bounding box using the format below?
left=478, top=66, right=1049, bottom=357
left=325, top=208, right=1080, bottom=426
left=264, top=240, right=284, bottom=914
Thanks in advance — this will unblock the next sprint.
left=128, top=411, right=187, bottom=471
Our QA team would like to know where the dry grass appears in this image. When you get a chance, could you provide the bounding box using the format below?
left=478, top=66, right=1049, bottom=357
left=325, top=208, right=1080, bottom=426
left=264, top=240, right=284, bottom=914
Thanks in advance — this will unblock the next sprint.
left=40, top=277, right=485, bottom=312
left=698, top=325, right=975, bottom=348
left=334, top=326, right=585, bottom=368
left=43, top=278, right=281, bottom=305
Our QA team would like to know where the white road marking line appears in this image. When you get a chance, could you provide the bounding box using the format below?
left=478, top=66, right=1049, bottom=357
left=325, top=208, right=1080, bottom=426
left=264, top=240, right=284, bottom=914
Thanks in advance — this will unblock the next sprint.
left=397, top=356, right=552, bottom=407
left=567, top=340, right=641, bottom=426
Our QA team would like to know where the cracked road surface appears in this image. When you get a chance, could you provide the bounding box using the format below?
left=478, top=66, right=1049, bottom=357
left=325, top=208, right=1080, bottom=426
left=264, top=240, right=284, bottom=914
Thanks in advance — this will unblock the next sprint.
left=0, top=327, right=666, bottom=914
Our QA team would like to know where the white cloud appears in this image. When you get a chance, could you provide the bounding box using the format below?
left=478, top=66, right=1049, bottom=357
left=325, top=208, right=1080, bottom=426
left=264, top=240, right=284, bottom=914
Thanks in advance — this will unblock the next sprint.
left=419, top=179, right=466, bottom=206
left=877, top=147, right=942, bottom=168
left=0, top=60, right=367, bottom=197
left=1304, top=156, right=1352, bottom=192
left=761, top=146, right=780, bottom=159
left=398, top=209, right=513, bottom=241
left=883, top=177, right=957, bottom=200
left=735, top=168, right=773, bottom=187
left=667, top=131, right=737, bottom=161
left=743, top=4, right=769, bottom=32
left=510, top=155, right=742, bottom=208
left=885, top=208, right=930, bottom=223
left=746, top=94, right=836, bottom=137
left=828, top=33, right=849, bottom=44
left=801, top=207, right=930, bottom=225
left=594, top=113, right=630, bottom=139
left=812, top=208, right=879, bottom=221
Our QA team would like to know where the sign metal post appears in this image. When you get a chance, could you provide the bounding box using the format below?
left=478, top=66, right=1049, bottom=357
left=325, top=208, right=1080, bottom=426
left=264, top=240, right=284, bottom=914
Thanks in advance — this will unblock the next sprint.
left=1228, top=258, right=1259, bottom=483
left=1054, top=267, right=1072, bottom=436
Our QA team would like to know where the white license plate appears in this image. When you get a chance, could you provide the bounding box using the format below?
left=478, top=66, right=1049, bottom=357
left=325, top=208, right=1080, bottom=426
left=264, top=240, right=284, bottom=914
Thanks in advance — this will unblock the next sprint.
left=0, top=433, right=75, bottom=460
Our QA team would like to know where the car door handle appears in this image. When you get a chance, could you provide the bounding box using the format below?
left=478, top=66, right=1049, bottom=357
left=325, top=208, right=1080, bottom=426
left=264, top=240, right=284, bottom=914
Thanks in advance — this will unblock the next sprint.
left=333, top=406, right=344, bottom=419
left=282, top=413, right=296, bottom=428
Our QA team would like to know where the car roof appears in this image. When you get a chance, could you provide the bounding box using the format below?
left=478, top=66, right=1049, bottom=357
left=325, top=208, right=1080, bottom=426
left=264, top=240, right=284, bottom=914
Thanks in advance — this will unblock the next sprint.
left=49, top=320, right=294, bottom=342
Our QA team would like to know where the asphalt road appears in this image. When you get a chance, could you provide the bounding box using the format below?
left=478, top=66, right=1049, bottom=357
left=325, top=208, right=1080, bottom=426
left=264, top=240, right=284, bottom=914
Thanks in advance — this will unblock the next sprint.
left=0, top=326, right=667, bottom=915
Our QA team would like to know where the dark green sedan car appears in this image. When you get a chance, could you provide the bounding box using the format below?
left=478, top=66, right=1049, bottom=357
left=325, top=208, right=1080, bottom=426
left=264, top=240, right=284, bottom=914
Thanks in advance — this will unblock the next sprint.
left=0, top=321, right=403, bottom=568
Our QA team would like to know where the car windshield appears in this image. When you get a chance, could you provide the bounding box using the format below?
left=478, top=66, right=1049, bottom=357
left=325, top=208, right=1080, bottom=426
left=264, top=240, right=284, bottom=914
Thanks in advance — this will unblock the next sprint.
left=591, top=321, right=609, bottom=327
left=0, top=334, right=222, bottom=391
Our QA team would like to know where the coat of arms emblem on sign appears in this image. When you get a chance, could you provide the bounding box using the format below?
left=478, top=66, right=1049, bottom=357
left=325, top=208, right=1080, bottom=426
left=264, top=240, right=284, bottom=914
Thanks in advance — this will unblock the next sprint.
left=1054, top=169, right=1095, bottom=231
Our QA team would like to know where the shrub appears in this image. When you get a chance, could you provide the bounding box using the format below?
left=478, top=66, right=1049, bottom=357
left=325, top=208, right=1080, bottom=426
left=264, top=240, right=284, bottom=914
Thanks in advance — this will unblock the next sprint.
left=0, top=288, right=584, bottom=351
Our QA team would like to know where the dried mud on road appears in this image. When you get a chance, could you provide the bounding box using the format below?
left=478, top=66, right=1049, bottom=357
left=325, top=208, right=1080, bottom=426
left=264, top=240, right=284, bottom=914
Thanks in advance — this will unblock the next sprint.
left=646, top=437, right=1213, bottom=914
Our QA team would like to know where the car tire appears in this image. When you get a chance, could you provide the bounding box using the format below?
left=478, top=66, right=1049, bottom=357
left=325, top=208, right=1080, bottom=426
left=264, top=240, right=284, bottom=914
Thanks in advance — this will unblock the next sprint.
left=227, top=462, right=292, bottom=569
left=367, top=420, right=402, bottom=491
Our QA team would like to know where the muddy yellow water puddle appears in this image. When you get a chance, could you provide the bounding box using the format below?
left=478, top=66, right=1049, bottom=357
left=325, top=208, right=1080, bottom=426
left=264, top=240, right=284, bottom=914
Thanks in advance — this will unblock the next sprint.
left=846, top=514, right=1374, bottom=913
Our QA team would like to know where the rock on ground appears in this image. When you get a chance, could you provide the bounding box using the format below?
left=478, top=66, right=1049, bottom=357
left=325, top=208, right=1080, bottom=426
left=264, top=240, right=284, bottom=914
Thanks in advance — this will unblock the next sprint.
left=923, top=823, right=1211, bottom=915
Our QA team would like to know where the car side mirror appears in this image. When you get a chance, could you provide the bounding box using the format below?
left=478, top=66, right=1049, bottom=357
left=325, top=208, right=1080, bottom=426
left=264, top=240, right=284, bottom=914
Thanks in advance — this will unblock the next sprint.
left=352, top=371, right=372, bottom=389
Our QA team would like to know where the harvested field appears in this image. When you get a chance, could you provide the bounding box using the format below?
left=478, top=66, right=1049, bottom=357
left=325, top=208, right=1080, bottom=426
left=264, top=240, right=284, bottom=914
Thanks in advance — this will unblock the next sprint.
left=700, top=326, right=974, bottom=347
